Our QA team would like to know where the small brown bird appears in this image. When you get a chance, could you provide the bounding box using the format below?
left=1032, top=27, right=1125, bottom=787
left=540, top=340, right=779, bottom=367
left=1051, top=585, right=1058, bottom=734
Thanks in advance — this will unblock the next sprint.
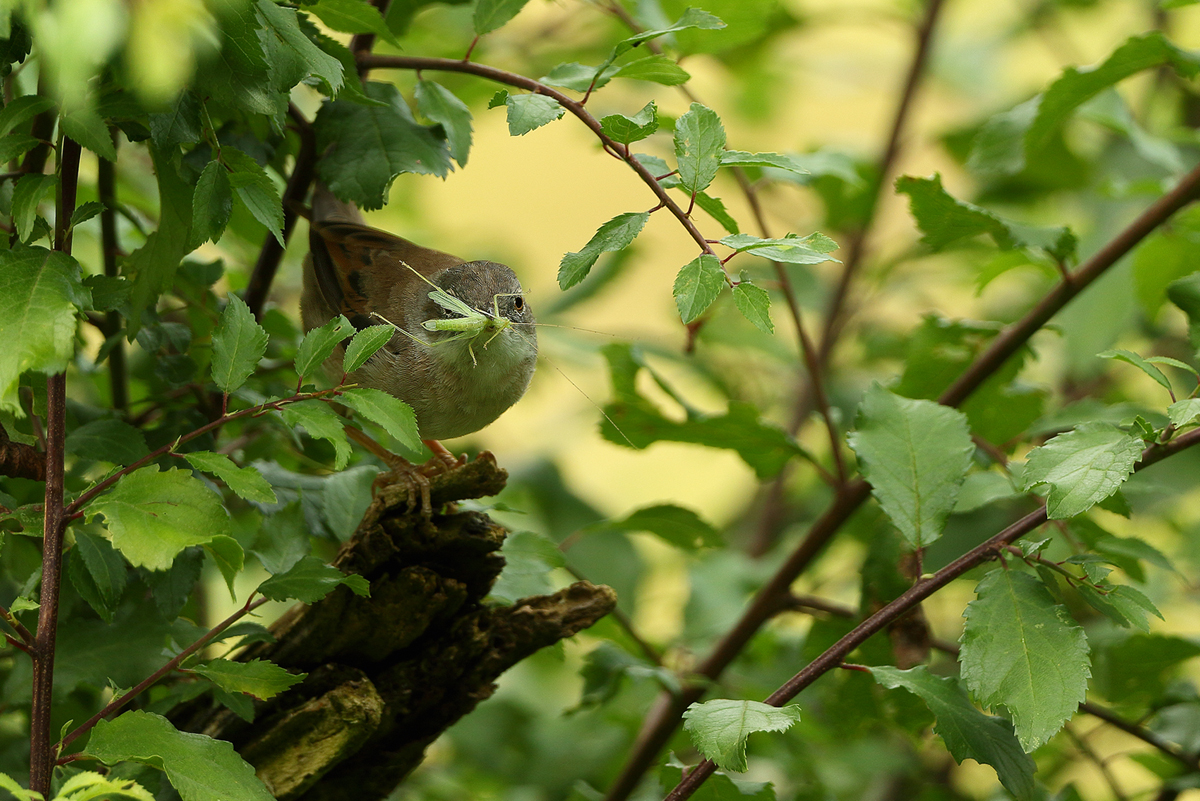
left=300, top=187, right=537, bottom=507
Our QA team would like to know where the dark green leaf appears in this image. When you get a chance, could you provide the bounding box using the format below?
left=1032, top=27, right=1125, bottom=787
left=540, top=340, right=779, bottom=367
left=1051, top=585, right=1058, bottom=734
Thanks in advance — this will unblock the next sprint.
left=1098, top=349, right=1173, bottom=394
left=732, top=280, right=773, bottom=334
left=148, top=91, right=201, bottom=151
left=222, top=148, right=284, bottom=246
left=190, top=160, right=234, bottom=248
left=866, top=666, right=1035, bottom=800
left=673, top=254, right=725, bottom=323
left=473, top=0, right=531, bottom=35
left=340, top=386, right=421, bottom=451
left=294, top=314, right=354, bottom=383
left=1078, top=583, right=1162, bottom=631
left=539, top=61, right=619, bottom=92
left=608, top=504, right=721, bottom=550
left=279, top=399, right=352, bottom=469
left=682, top=699, right=800, bottom=772
left=211, top=294, right=268, bottom=394
left=847, top=384, right=974, bottom=548
left=1019, top=422, right=1144, bottom=519
left=85, top=467, right=233, bottom=571
left=559, top=212, right=649, bottom=290
left=415, top=79, right=473, bottom=166
left=614, top=55, right=690, bottom=85
left=0, top=95, right=53, bottom=138
left=83, top=274, right=131, bottom=313
left=960, top=569, right=1090, bottom=751
left=192, top=658, right=305, bottom=700
left=255, top=0, right=344, bottom=95
left=342, top=324, right=394, bottom=373
left=674, top=103, right=725, bottom=194
left=257, top=554, right=370, bottom=603
left=69, top=200, right=106, bottom=231
left=61, top=107, right=116, bottom=161
left=505, top=93, right=564, bottom=136
left=0, top=132, right=38, bottom=162
left=66, top=418, right=149, bottom=465
left=252, top=502, right=310, bottom=574
left=83, top=710, right=275, bottom=801
left=73, top=530, right=128, bottom=613
left=694, top=192, right=739, bottom=235
left=144, top=548, right=204, bottom=621
left=600, top=102, right=658, bottom=146
left=11, top=172, right=55, bottom=242
left=305, top=0, right=399, bottom=46
left=183, top=451, right=277, bottom=504
left=125, top=145, right=194, bottom=334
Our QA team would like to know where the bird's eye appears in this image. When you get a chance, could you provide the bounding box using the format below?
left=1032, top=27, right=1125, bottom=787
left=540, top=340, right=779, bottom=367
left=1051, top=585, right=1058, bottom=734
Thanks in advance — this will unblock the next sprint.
left=514, top=297, right=525, bottom=310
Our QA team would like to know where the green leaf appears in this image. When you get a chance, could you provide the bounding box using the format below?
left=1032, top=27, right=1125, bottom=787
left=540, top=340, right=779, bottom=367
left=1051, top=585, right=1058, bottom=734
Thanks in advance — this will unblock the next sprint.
left=1098, top=349, right=1173, bottom=394
left=148, top=91, right=202, bottom=151
left=54, top=770, right=156, bottom=801
left=608, top=504, right=721, bottom=550
left=66, top=418, right=149, bottom=465
left=342, top=324, right=394, bottom=373
left=73, top=530, right=128, bottom=612
left=896, top=174, right=1076, bottom=260
left=732, top=280, right=773, bottom=334
left=1019, top=422, right=1144, bottom=519
left=720, top=232, right=840, bottom=265
left=295, top=314, right=354, bottom=383
left=847, top=384, right=974, bottom=548
left=600, top=101, right=658, bottom=146
left=1078, top=583, right=1163, bottom=631
left=255, top=0, right=344, bottom=96
left=339, top=386, right=422, bottom=451
left=305, top=0, right=399, bottom=46
left=674, top=103, right=726, bottom=195
left=83, top=710, right=275, bottom=801
left=960, top=569, right=1091, bottom=751
left=257, top=554, right=370, bottom=602
left=489, top=529, right=564, bottom=604
left=125, top=145, right=194, bottom=334
left=473, top=0, right=531, bottom=35
left=673, top=254, right=725, bottom=323
left=539, top=61, right=619, bottom=93
left=719, top=151, right=811, bottom=174
left=505, top=92, right=564, bottom=136
left=488, top=89, right=509, bottom=108
left=205, top=535, right=244, bottom=600
left=614, top=55, right=690, bottom=85
left=0, top=133, right=38, bottom=162
left=192, top=658, right=305, bottom=700
left=279, top=399, right=352, bottom=469
left=682, top=699, right=800, bottom=772
left=11, top=172, right=55, bottom=242
left=0, top=248, right=89, bottom=413
left=415, top=79, right=473, bottom=166
left=1168, top=397, right=1200, bottom=428
left=85, top=467, right=233, bottom=571
left=252, top=502, right=310, bottom=574
left=191, top=160, right=233, bottom=248
left=866, top=666, right=1035, bottom=800
left=659, top=758, right=775, bottom=800
left=61, top=106, right=116, bottom=161
left=183, top=451, right=277, bottom=504
left=211, top=294, right=268, bottom=395
left=68, top=200, right=106, bottom=231
left=222, top=148, right=284, bottom=246
left=315, top=82, right=453, bottom=210
left=0, top=95, right=53, bottom=138
left=694, top=192, right=739, bottom=235
left=559, top=212, right=650, bottom=290
left=84, top=274, right=131, bottom=313
left=613, top=8, right=725, bottom=56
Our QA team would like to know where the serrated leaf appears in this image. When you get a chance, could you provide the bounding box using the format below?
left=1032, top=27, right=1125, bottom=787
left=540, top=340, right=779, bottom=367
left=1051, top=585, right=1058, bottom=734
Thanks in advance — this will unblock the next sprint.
left=720, top=232, right=840, bottom=265
left=1078, top=583, right=1163, bottom=631
left=0, top=133, right=38, bottom=162
left=148, top=91, right=202, bottom=151
left=674, top=103, right=725, bottom=195
left=342, top=324, right=394, bottom=373
left=505, top=92, right=564, bottom=136
left=1168, top=398, right=1200, bottom=428
left=73, top=530, right=128, bottom=612
left=473, top=0, right=531, bottom=34
left=339, top=386, right=421, bottom=451
left=896, top=174, right=1076, bottom=260
left=1098, top=349, right=1173, bottom=393
left=183, top=451, right=277, bottom=504
left=295, top=314, right=354, bottom=383
left=0, top=95, right=54, bottom=138
left=193, top=658, right=305, bottom=700
left=66, top=418, right=149, bottom=465
left=673, top=254, right=725, bottom=323
left=415, top=79, right=472, bottom=166
left=256, top=554, right=370, bottom=602
left=204, top=535, right=244, bottom=600
left=682, top=699, right=800, bottom=772
left=539, top=61, right=620, bottom=92
left=222, top=148, right=284, bottom=246
left=600, top=101, right=658, bottom=146
left=488, top=89, right=508, bottom=108
left=255, top=0, right=344, bottom=95
left=11, top=172, right=55, bottom=243
left=960, top=569, right=1090, bottom=751
left=211, top=295, right=268, bottom=395
left=608, top=504, right=721, bottom=550
left=847, top=384, right=974, bottom=548
left=867, top=666, right=1035, bottom=800
left=191, top=160, right=233, bottom=249
left=55, top=770, right=156, bottom=801
left=61, top=107, right=116, bottom=161
left=0, top=248, right=89, bottom=413
left=558, top=212, right=649, bottom=290
left=1020, top=422, right=1144, bottom=519
left=305, top=0, right=398, bottom=46
left=732, top=281, right=773, bottom=334
left=489, top=529, right=564, bottom=604
left=614, top=55, right=690, bottom=85
left=279, top=399, right=351, bottom=469
left=83, top=710, right=275, bottom=801
left=85, top=467, right=233, bottom=571
left=315, top=82, right=452, bottom=210
left=69, top=200, right=106, bottom=231
left=719, top=151, right=811, bottom=174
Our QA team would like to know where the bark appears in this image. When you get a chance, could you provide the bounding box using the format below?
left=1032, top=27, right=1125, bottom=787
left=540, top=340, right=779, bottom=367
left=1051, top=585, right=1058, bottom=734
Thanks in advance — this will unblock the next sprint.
left=171, top=452, right=616, bottom=799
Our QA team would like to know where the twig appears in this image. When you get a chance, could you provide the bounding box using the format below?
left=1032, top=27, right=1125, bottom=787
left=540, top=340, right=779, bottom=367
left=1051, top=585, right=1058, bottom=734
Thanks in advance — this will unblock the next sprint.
left=564, top=564, right=662, bottom=665
left=1063, top=724, right=1128, bottom=801
left=1080, top=701, right=1200, bottom=770
left=58, top=595, right=269, bottom=753
left=97, top=136, right=127, bottom=413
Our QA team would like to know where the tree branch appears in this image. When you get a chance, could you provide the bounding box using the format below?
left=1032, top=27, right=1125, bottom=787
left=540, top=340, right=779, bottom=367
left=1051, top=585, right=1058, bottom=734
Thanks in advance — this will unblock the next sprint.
left=97, top=136, right=128, bottom=413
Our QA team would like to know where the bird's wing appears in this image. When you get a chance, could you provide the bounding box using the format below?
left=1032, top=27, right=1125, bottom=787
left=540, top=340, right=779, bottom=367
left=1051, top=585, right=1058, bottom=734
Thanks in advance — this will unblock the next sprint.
left=307, top=219, right=464, bottom=330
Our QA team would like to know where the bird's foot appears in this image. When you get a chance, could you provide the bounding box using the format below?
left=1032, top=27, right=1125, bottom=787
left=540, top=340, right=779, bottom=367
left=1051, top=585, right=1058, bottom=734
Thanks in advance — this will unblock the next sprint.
left=422, top=439, right=467, bottom=473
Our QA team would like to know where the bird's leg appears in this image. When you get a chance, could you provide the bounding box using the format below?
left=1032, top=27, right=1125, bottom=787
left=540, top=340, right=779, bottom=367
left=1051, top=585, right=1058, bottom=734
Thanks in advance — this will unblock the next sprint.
left=344, top=425, right=432, bottom=515
left=423, top=438, right=466, bottom=472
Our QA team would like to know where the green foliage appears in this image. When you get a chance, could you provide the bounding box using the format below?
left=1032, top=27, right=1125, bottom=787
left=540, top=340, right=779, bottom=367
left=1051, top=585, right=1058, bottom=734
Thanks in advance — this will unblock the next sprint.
left=559, top=212, right=650, bottom=290
left=682, top=699, right=800, bottom=772
left=1020, top=423, right=1144, bottom=519
left=294, top=314, right=354, bottom=384
left=503, top=93, right=564, bottom=136
left=191, top=658, right=306, bottom=701
left=257, top=554, right=370, bottom=602
left=210, top=295, right=269, bottom=395
left=674, top=103, right=725, bottom=195
left=341, top=324, right=395, bottom=373
left=339, top=386, right=422, bottom=451
left=673, top=254, right=726, bottom=323
left=960, top=569, right=1091, bottom=751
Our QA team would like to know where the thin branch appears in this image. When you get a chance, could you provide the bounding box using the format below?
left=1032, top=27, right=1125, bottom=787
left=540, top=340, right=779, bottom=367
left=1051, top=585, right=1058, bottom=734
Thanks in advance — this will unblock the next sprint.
left=564, top=564, right=663, bottom=665
left=97, top=136, right=127, bottom=413
left=360, top=54, right=718, bottom=264
left=0, top=604, right=33, bottom=646
left=1080, top=701, right=1200, bottom=770
left=58, top=595, right=269, bottom=753
left=604, top=158, right=1200, bottom=801
left=664, top=425, right=1200, bottom=800
left=1063, top=724, right=1128, bottom=801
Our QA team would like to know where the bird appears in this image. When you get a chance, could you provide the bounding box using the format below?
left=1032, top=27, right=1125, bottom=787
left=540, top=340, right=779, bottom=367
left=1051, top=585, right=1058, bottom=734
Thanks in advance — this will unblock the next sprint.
left=300, top=186, right=537, bottom=511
